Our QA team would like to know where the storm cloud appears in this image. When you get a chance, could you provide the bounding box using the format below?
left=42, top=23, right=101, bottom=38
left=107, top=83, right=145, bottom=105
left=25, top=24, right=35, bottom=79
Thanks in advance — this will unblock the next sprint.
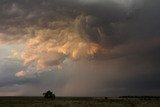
left=0, top=0, right=159, bottom=96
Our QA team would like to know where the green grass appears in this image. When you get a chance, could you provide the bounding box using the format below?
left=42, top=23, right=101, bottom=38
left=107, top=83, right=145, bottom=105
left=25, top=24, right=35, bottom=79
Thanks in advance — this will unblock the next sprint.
left=0, top=97, right=159, bottom=107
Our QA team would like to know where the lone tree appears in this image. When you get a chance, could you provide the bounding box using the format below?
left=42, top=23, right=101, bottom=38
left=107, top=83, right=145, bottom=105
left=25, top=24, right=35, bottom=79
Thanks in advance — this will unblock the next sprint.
left=43, top=90, right=55, bottom=99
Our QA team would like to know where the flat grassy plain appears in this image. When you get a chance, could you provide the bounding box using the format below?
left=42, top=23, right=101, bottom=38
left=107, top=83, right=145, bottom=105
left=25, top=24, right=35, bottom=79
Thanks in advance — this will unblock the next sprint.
left=0, top=97, right=160, bottom=107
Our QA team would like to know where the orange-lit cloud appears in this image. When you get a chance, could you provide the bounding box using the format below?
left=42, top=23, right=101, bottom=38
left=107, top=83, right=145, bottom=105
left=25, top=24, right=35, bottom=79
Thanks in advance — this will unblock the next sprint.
left=1, top=15, right=107, bottom=70
left=15, top=71, right=26, bottom=77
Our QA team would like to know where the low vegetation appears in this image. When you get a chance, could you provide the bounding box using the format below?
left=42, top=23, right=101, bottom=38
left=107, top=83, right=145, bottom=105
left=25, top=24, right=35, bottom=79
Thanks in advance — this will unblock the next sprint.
left=43, top=90, right=55, bottom=99
left=0, top=97, right=160, bottom=107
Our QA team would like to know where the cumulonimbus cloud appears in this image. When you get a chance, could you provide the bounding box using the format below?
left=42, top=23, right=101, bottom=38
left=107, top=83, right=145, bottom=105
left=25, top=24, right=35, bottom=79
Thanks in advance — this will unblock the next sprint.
left=0, top=15, right=108, bottom=70
left=0, top=0, right=137, bottom=70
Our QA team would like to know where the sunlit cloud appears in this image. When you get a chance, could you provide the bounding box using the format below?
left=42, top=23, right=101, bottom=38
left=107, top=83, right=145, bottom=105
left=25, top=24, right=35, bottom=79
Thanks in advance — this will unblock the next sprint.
left=0, top=15, right=107, bottom=71
left=15, top=70, right=26, bottom=77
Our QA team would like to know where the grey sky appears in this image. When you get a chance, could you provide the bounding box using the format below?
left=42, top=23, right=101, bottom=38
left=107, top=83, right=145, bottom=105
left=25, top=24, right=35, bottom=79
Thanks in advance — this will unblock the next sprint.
left=0, top=0, right=159, bottom=96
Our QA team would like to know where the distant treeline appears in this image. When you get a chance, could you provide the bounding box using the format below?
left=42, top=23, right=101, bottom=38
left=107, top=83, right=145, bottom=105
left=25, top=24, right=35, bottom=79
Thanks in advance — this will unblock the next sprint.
left=119, top=96, right=160, bottom=99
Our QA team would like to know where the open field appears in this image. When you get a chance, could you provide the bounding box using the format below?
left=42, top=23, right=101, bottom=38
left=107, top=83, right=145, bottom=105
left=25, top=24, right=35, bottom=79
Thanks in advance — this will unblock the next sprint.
left=0, top=97, right=160, bottom=107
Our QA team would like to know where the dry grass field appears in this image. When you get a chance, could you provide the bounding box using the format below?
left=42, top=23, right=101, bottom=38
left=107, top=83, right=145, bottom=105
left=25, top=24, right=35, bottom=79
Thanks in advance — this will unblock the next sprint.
left=0, top=97, right=159, bottom=107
